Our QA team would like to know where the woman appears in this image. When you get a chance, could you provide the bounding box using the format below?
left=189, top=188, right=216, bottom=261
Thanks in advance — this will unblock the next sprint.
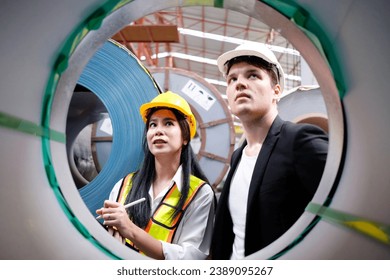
left=96, top=91, right=215, bottom=260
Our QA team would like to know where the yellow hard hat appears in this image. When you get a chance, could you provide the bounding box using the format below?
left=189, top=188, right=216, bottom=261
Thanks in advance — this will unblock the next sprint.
left=139, top=91, right=197, bottom=139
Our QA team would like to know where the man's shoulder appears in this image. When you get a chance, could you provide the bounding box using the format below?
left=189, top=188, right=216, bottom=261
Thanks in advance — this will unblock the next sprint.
left=282, top=119, right=326, bottom=135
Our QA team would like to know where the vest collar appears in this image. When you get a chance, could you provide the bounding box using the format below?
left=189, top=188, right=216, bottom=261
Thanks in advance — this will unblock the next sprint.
left=148, top=165, right=183, bottom=200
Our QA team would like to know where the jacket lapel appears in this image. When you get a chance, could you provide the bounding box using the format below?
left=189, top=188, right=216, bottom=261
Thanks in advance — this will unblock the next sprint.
left=219, top=143, right=245, bottom=205
left=246, top=116, right=284, bottom=211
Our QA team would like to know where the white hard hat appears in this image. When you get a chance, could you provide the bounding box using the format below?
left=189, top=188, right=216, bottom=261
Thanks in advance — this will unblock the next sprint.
left=217, top=43, right=285, bottom=92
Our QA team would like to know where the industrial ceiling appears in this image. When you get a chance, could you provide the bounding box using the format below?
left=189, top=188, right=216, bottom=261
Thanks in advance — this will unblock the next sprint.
left=111, top=6, right=303, bottom=97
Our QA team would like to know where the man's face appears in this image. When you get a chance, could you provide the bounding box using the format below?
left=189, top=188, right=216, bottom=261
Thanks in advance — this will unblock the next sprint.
left=225, top=61, right=280, bottom=122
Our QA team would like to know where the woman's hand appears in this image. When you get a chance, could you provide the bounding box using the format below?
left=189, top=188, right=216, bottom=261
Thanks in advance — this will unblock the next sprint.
left=96, top=200, right=136, bottom=240
left=96, top=200, right=164, bottom=259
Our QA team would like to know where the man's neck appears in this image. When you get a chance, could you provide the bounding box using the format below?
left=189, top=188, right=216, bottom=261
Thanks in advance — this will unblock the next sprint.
left=242, top=112, right=277, bottom=147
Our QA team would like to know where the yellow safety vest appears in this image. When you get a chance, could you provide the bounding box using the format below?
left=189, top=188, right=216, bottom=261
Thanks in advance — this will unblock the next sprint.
left=116, top=172, right=206, bottom=251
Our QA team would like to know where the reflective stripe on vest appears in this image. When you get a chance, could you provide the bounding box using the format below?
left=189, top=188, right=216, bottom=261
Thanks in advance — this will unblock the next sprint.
left=117, top=173, right=206, bottom=250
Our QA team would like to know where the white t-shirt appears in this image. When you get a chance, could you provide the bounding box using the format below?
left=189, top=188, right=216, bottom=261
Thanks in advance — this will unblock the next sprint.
left=228, top=147, right=258, bottom=260
left=109, top=166, right=215, bottom=260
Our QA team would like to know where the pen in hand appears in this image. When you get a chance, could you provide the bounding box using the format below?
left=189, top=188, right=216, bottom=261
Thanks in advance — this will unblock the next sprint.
left=95, top=197, right=146, bottom=220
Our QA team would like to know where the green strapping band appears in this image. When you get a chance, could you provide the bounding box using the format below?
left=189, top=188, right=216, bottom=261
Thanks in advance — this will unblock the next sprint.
left=39, top=0, right=136, bottom=260
left=262, top=0, right=346, bottom=98
left=306, top=202, right=390, bottom=245
left=214, top=0, right=224, bottom=8
left=0, top=111, right=65, bottom=143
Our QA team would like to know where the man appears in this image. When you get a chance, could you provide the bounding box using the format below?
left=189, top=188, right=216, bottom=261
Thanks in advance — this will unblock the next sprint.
left=211, top=43, right=328, bottom=259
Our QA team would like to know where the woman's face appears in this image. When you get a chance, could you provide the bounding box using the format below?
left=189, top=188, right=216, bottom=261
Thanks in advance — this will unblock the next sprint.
left=146, top=109, right=185, bottom=158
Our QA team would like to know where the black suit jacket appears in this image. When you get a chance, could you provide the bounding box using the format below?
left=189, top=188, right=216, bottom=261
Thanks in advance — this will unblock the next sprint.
left=211, top=116, right=328, bottom=259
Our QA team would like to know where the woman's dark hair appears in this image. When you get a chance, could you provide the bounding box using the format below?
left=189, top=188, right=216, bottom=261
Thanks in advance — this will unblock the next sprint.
left=124, top=107, right=209, bottom=228
left=225, top=55, right=280, bottom=87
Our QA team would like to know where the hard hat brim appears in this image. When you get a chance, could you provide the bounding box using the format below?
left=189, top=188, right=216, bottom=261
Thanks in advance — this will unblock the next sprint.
left=217, top=47, right=285, bottom=93
left=140, top=100, right=197, bottom=139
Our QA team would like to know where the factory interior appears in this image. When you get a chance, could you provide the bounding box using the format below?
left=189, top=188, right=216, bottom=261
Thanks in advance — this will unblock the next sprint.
left=0, top=0, right=389, bottom=260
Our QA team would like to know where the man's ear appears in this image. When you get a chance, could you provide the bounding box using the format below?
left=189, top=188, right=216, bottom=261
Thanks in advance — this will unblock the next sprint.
left=273, top=84, right=282, bottom=101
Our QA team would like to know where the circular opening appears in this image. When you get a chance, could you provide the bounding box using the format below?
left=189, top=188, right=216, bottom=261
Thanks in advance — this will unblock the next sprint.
left=48, top=1, right=344, bottom=260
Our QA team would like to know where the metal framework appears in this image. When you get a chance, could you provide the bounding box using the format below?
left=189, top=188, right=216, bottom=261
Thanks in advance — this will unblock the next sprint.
left=111, top=6, right=302, bottom=97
